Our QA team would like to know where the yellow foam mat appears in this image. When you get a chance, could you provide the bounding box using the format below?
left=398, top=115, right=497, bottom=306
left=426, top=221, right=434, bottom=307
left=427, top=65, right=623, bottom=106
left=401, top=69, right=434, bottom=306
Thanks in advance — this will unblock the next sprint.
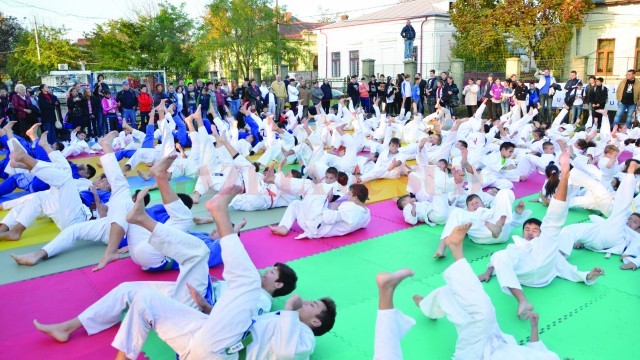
left=0, top=211, right=60, bottom=251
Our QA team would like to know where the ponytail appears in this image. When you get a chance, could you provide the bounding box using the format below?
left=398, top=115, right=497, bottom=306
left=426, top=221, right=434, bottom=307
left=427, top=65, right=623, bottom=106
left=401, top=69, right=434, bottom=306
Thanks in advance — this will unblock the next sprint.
left=544, top=164, right=560, bottom=197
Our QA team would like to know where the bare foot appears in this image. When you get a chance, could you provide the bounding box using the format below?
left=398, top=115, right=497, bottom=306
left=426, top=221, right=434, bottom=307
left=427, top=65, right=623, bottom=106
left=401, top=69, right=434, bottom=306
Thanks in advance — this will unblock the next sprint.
left=26, top=123, right=41, bottom=141
left=11, top=251, right=45, bottom=266
left=125, top=188, right=150, bottom=225
left=432, top=243, right=446, bottom=259
left=2, top=120, right=16, bottom=135
left=149, top=154, right=177, bottom=180
left=573, top=241, right=584, bottom=249
left=268, top=225, right=289, bottom=236
left=205, top=185, right=244, bottom=214
left=233, top=217, right=247, bottom=233
left=191, top=191, right=201, bottom=204
left=620, top=262, right=638, bottom=271
left=9, top=144, right=29, bottom=169
left=33, top=320, right=72, bottom=343
left=412, top=294, right=424, bottom=307
left=193, top=216, right=214, bottom=225
left=375, top=268, right=415, bottom=293
left=445, top=223, right=471, bottom=248
left=485, top=215, right=506, bottom=239
left=137, top=170, right=151, bottom=181
left=92, top=252, right=120, bottom=272
left=0, top=229, right=22, bottom=241
left=39, top=131, right=50, bottom=148
left=517, top=300, right=534, bottom=319
left=98, top=131, right=118, bottom=151
left=586, top=267, right=605, bottom=281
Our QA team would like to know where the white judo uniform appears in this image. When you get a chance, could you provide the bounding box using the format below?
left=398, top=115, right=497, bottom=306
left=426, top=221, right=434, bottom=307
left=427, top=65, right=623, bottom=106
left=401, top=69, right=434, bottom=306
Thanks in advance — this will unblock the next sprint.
left=37, top=153, right=140, bottom=259
left=111, top=232, right=315, bottom=359
left=487, top=198, right=596, bottom=295
left=440, top=189, right=526, bottom=245
left=416, top=258, right=560, bottom=360
left=1, top=155, right=90, bottom=232
left=277, top=193, right=371, bottom=239
left=559, top=172, right=640, bottom=256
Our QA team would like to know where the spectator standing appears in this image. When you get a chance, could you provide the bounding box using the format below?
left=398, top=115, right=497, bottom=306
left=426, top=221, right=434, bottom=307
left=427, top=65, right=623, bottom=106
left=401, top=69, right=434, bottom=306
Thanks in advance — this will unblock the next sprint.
left=483, top=74, right=495, bottom=119
left=501, top=80, right=514, bottom=116
left=614, top=69, right=640, bottom=128
left=570, top=82, right=584, bottom=125
left=175, top=85, right=185, bottom=120
left=264, top=87, right=277, bottom=115
left=287, top=80, right=299, bottom=110
left=426, top=70, right=438, bottom=114
left=298, top=79, right=311, bottom=118
left=443, top=76, right=459, bottom=115
left=535, top=68, right=557, bottom=125
left=358, top=77, right=370, bottom=113
left=401, top=74, right=412, bottom=113
left=584, top=75, right=597, bottom=124
left=346, top=76, right=359, bottom=107
left=153, top=83, right=168, bottom=108
left=320, top=79, right=332, bottom=113
left=38, top=84, right=58, bottom=144
left=400, top=20, right=416, bottom=60
left=368, top=75, right=379, bottom=106
left=527, top=83, right=540, bottom=113
left=416, top=72, right=427, bottom=115
left=462, top=78, right=479, bottom=117
left=116, top=81, right=138, bottom=128
left=67, top=87, right=84, bottom=130
left=311, top=81, right=323, bottom=107
left=93, top=74, right=109, bottom=136
left=514, top=80, right=528, bottom=118
left=412, top=77, right=422, bottom=114
left=137, top=85, right=153, bottom=129
left=11, top=84, right=34, bottom=138
left=198, top=87, right=211, bottom=119
left=259, top=81, right=269, bottom=99
left=101, top=90, right=120, bottom=132
left=185, top=83, right=198, bottom=115
left=80, top=88, right=100, bottom=140
left=490, top=78, right=504, bottom=120
left=592, top=77, right=608, bottom=128
left=270, top=75, right=287, bottom=114
left=229, top=80, right=241, bottom=118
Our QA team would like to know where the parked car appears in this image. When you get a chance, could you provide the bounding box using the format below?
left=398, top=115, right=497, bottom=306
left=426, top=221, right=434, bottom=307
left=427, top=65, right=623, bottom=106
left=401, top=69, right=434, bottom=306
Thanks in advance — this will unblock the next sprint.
left=331, top=89, right=345, bottom=99
left=29, top=86, right=68, bottom=104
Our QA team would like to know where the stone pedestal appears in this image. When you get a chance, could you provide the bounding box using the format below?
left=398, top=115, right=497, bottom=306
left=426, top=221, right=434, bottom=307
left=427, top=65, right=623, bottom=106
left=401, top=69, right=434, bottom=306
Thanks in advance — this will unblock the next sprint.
left=505, top=57, right=521, bottom=79
left=252, top=68, right=262, bottom=83
left=403, top=60, right=417, bottom=78
left=571, top=56, right=589, bottom=83
left=449, top=58, right=464, bottom=83
left=279, top=65, right=289, bottom=78
left=362, top=59, right=376, bottom=78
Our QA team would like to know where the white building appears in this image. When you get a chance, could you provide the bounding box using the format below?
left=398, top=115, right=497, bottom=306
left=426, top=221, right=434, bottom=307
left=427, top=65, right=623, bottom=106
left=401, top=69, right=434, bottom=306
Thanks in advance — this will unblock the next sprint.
left=566, top=0, right=640, bottom=81
left=316, top=1, right=455, bottom=80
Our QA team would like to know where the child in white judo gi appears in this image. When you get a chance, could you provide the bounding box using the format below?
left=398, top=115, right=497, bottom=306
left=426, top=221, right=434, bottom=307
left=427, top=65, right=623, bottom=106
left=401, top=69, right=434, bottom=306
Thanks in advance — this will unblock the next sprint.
left=517, top=140, right=557, bottom=181
left=47, top=185, right=335, bottom=359
left=61, top=127, right=97, bottom=158
left=0, top=136, right=91, bottom=241
left=269, top=183, right=371, bottom=239
left=477, top=150, right=605, bottom=319
left=358, top=137, right=409, bottom=183
left=478, top=141, right=519, bottom=190
left=33, top=187, right=299, bottom=346
left=10, top=132, right=151, bottom=270
left=412, top=223, right=560, bottom=360
left=559, top=159, right=640, bottom=258
left=434, top=190, right=530, bottom=258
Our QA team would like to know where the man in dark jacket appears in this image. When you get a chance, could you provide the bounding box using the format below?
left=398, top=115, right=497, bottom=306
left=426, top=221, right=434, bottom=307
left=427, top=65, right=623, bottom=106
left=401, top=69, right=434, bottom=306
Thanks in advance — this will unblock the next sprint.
left=37, top=84, right=58, bottom=144
left=426, top=70, right=438, bottom=114
left=368, top=75, right=379, bottom=104
left=116, top=81, right=138, bottom=128
left=320, top=79, right=332, bottom=114
left=483, top=74, right=495, bottom=120
left=416, top=73, right=427, bottom=115
left=347, top=76, right=360, bottom=107
left=592, top=77, right=608, bottom=129
left=400, top=20, right=416, bottom=61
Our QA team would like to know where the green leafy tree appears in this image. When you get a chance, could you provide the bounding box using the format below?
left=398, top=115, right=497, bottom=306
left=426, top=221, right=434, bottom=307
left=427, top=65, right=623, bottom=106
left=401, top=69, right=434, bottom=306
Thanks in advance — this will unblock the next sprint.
left=450, top=0, right=593, bottom=66
left=6, top=25, right=88, bottom=84
left=86, top=3, right=207, bottom=80
left=202, top=0, right=298, bottom=77
left=0, top=13, right=26, bottom=81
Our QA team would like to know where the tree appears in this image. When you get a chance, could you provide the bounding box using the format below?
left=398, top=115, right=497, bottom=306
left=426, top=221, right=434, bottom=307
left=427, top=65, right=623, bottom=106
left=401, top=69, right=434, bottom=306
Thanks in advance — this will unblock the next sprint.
left=6, top=25, right=88, bottom=84
left=86, top=3, right=207, bottom=80
left=0, top=13, right=26, bottom=80
left=450, top=0, right=593, bottom=67
left=202, top=0, right=298, bottom=77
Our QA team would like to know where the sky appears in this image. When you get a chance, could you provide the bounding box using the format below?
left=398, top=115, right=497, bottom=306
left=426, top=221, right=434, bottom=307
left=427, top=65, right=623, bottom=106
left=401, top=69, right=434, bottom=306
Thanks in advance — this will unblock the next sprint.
left=0, top=0, right=396, bottom=40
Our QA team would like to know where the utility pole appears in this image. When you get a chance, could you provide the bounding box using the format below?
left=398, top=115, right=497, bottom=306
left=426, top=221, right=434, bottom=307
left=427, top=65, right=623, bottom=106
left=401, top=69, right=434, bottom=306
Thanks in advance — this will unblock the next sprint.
left=276, top=0, right=281, bottom=75
left=33, top=16, right=41, bottom=61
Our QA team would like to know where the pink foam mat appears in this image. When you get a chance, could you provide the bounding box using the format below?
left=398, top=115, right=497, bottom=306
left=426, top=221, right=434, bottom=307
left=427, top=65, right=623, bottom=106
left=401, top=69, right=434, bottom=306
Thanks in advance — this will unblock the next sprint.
left=0, top=207, right=410, bottom=360
left=512, top=172, right=545, bottom=198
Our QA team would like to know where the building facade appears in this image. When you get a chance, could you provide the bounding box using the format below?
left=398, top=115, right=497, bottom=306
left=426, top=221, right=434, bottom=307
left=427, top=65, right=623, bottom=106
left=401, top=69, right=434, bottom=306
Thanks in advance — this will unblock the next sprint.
left=316, top=1, right=455, bottom=81
left=566, top=0, right=640, bottom=83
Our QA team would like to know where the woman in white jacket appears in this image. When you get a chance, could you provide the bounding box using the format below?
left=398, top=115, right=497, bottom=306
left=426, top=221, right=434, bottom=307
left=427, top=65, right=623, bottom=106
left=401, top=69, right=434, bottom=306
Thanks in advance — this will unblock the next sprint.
left=287, top=82, right=299, bottom=110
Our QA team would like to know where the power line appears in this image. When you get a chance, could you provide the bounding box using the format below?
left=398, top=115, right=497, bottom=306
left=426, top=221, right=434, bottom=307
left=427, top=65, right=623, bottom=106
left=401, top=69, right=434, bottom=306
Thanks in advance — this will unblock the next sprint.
left=1, top=0, right=112, bottom=21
